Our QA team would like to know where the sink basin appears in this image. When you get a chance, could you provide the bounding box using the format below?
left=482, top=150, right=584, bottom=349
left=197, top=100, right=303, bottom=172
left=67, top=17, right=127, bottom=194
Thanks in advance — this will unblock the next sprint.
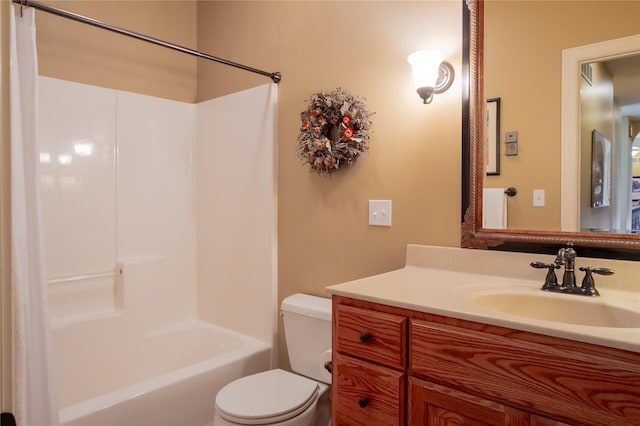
left=474, top=293, right=640, bottom=328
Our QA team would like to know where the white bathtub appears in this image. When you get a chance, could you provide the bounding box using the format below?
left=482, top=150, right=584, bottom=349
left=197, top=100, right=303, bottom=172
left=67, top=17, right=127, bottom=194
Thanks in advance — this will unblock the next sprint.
left=55, top=320, right=271, bottom=426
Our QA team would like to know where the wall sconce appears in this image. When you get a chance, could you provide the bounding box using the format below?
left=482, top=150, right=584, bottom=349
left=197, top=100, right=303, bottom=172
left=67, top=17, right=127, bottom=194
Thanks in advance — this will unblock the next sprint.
left=407, top=50, right=454, bottom=104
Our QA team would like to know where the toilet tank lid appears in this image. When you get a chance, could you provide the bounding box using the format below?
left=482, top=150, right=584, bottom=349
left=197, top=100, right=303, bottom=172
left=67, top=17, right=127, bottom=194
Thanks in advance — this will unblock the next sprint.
left=281, top=294, right=331, bottom=321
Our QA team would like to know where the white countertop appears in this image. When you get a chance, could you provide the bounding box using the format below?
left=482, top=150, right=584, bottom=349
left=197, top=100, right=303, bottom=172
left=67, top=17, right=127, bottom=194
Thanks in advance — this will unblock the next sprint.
left=327, top=245, right=640, bottom=353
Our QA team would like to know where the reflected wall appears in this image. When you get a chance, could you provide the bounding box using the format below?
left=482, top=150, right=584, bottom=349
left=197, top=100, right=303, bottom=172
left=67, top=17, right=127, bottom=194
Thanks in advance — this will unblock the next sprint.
left=483, top=1, right=639, bottom=231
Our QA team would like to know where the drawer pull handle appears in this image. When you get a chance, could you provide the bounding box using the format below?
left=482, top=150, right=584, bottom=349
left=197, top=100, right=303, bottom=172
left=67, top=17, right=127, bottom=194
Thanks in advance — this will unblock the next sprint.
left=359, top=332, right=371, bottom=343
left=358, top=396, right=370, bottom=408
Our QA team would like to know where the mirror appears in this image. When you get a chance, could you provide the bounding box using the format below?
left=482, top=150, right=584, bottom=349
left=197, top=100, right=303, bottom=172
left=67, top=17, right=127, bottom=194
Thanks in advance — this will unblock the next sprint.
left=461, top=0, right=640, bottom=257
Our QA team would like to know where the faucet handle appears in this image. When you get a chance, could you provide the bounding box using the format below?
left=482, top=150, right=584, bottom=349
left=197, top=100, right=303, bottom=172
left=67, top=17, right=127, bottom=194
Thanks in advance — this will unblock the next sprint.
left=592, top=267, right=614, bottom=276
left=578, top=267, right=614, bottom=297
left=531, top=261, right=560, bottom=289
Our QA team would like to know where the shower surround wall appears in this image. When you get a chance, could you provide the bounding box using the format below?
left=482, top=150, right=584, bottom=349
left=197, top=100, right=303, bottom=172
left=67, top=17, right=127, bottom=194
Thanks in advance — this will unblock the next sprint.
left=38, top=76, right=277, bottom=413
left=196, top=88, right=278, bottom=341
left=41, top=76, right=198, bottom=330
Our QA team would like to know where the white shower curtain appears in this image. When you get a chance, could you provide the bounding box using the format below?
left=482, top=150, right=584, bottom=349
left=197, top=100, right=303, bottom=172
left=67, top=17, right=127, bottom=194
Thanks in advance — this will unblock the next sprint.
left=9, top=6, right=59, bottom=426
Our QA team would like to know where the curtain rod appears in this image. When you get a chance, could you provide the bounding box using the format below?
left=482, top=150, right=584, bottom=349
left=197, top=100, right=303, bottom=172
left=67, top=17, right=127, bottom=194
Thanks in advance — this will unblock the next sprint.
left=12, top=0, right=282, bottom=83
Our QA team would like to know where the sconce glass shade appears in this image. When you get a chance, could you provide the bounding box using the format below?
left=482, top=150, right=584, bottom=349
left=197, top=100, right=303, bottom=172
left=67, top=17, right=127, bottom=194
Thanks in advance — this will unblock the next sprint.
left=407, top=50, right=455, bottom=104
left=408, top=50, right=443, bottom=89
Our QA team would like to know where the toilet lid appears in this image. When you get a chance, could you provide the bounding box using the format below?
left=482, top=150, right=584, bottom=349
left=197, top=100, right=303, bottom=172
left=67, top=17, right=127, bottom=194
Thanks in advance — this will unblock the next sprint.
left=216, top=369, right=319, bottom=425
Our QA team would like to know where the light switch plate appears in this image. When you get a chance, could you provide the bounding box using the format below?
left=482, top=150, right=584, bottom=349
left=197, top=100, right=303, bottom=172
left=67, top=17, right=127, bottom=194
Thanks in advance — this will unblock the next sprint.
left=505, top=131, right=518, bottom=142
left=369, top=200, right=392, bottom=226
left=533, top=189, right=545, bottom=207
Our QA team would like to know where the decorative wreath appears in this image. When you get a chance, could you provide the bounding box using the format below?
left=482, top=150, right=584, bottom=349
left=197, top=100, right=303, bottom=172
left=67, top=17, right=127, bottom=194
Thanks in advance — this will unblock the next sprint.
left=297, top=88, right=373, bottom=174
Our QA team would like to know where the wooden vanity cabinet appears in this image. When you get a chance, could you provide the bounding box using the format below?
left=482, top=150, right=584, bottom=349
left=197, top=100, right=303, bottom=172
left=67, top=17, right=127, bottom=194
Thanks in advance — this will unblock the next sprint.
left=332, top=295, right=640, bottom=426
left=408, top=376, right=529, bottom=425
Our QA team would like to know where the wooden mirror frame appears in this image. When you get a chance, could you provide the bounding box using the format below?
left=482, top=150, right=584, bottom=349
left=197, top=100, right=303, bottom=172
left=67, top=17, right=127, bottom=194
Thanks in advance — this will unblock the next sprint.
left=460, top=0, right=640, bottom=259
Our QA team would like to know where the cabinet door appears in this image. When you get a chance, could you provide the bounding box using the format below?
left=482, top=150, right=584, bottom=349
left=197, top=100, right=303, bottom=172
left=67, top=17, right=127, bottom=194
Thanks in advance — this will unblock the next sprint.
left=530, top=415, right=575, bottom=426
left=409, top=319, right=640, bottom=425
left=334, top=353, right=405, bottom=426
left=408, top=377, right=529, bottom=426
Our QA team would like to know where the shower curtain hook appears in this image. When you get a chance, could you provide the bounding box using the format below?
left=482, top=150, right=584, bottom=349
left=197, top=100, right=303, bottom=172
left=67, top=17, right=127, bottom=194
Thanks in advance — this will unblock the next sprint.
left=19, top=0, right=28, bottom=16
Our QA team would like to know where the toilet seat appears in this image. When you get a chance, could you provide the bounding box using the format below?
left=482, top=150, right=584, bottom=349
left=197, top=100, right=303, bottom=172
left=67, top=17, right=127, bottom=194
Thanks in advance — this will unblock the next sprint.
left=215, top=369, right=320, bottom=425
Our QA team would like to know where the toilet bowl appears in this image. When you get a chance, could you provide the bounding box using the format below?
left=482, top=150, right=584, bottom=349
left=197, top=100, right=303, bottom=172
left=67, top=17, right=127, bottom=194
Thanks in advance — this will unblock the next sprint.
left=213, top=369, right=330, bottom=426
left=213, top=294, right=332, bottom=426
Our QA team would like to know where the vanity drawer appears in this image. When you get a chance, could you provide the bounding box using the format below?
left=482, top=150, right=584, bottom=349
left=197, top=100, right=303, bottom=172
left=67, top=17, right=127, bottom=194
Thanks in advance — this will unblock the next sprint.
left=335, top=304, right=406, bottom=369
left=334, top=352, right=405, bottom=426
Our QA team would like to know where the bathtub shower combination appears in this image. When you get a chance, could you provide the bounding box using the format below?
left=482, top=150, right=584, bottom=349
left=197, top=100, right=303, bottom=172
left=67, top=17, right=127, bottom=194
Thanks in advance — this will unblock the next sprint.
left=9, top=1, right=278, bottom=424
left=33, top=28, right=278, bottom=426
left=38, top=73, right=277, bottom=426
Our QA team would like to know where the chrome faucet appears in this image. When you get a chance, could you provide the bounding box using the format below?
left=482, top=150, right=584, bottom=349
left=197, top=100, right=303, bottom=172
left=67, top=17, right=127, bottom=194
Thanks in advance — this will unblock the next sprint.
left=531, top=243, right=614, bottom=296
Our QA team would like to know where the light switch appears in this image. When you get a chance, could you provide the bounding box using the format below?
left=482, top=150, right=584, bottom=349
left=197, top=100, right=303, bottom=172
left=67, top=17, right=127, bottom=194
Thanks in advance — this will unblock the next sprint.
left=533, top=189, right=545, bottom=207
left=369, top=200, right=392, bottom=226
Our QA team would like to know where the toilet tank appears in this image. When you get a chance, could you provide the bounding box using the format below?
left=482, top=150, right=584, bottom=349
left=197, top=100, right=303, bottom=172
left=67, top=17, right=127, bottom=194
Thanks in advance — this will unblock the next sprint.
left=281, top=294, right=332, bottom=384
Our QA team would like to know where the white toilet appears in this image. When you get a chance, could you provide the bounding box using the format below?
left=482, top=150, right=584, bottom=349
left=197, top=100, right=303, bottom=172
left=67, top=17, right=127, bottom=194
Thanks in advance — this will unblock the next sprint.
left=213, top=294, right=332, bottom=426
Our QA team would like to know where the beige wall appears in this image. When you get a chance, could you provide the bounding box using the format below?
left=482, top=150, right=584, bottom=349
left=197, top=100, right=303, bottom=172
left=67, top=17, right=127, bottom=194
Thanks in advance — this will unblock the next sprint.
left=36, top=0, right=198, bottom=102
left=484, top=1, right=639, bottom=231
left=580, top=62, right=613, bottom=229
